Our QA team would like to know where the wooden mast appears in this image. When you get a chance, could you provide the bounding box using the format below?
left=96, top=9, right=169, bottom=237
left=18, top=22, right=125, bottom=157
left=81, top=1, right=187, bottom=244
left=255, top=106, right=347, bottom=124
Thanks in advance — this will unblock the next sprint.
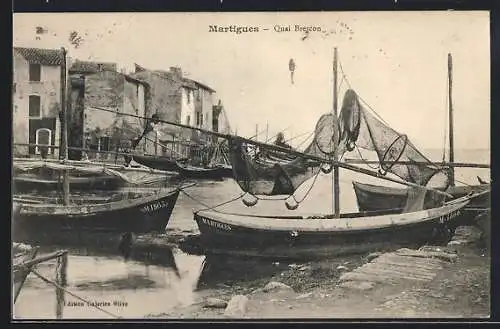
left=333, top=47, right=340, bottom=217
left=60, top=47, right=70, bottom=205
left=447, top=53, right=455, bottom=187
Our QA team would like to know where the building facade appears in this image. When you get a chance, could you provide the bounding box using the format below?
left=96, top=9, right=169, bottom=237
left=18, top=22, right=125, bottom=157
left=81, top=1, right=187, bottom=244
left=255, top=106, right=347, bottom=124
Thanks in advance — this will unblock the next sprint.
left=68, top=69, right=149, bottom=160
left=12, top=47, right=65, bottom=158
left=130, top=64, right=231, bottom=158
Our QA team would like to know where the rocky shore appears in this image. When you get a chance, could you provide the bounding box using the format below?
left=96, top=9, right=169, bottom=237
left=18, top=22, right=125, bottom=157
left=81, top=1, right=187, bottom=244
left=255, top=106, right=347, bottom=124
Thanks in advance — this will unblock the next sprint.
left=146, top=225, right=490, bottom=319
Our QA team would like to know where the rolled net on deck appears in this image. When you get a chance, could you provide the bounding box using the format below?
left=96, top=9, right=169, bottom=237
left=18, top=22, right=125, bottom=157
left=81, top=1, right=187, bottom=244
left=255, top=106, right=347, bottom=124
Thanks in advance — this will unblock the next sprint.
left=228, top=113, right=338, bottom=197
left=338, top=89, right=450, bottom=209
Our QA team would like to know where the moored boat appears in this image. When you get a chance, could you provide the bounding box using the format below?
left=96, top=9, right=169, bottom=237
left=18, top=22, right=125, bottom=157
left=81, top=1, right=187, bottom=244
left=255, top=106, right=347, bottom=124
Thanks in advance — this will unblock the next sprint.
left=132, top=154, right=184, bottom=172
left=13, top=173, right=123, bottom=193
left=176, top=163, right=233, bottom=180
left=194, top=194, right=473, bottom=260
left=13, top=161, right=126, bottom=193
left=13, top=187, right=181, bottom=242
left=352, top=180, right=490, bottom=223
left=190, top=48, right=490, bottom=260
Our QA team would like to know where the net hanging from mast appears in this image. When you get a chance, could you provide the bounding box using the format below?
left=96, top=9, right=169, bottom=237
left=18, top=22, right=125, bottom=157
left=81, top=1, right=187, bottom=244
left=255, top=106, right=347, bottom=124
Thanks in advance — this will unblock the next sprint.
left=228, top=113, right=339, bottom=206
left=337, top=88, right=450, bottom=209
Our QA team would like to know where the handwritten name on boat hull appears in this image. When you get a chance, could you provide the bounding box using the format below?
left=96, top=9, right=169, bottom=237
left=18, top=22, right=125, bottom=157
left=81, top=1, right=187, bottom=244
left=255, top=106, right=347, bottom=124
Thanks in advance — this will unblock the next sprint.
left=439, top=209, right=461, bottom=224
left=140, top=199, right=170, bottom=214
left=200, top=217, right=232, bottom=231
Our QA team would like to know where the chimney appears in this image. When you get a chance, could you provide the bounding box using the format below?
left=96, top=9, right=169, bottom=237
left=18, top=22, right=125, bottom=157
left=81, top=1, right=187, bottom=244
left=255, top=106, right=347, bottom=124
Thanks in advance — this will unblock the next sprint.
left=169, top=66, right=183, bottom=79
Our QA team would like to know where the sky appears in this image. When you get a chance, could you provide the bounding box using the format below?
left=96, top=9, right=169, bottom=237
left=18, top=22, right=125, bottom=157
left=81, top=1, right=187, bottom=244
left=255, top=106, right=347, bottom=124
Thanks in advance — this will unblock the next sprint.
left=13, top=11, right=490, bottom=151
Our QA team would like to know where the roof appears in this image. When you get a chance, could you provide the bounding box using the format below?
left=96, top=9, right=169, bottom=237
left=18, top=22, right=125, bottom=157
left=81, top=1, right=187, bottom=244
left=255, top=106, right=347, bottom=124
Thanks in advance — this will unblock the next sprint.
left=133, top=63, right=216, bottom=92
left=184, top=78, right=216, bottom=93
left=181, top=78, right=197, bottom=90
left=80, top=69, right=149, bottom=87
left=69, top=60, right=117, bottom=74
left=13, top=47, right=64, bottom=66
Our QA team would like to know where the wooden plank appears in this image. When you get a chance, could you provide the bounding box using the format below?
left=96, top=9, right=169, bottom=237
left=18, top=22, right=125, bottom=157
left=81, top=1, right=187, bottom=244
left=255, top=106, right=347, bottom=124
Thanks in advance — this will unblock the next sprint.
left=365, top=260, right=440, bottom=274
left=359, top=262, right=438, bottom=277
left=359, top=264, right=437, bottom=280
left=374, top=258, right=443, bottom=272
left=375, top=254, right=444, bottom=269
left=395, top=248, right=458, bottom=262
left=355, top=268, right=433, bottom=281
left=339, top=271, right=394, bottom=283
left=379, top=253, right=446, bottom=266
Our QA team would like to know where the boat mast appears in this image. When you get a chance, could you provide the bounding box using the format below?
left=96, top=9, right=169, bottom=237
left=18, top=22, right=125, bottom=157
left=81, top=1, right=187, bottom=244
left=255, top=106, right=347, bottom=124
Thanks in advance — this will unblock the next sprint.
left=447, top=53, right=455, bottom=187
left=333, top=47, right=340, bottom=217
left=60, top=47, right=70, bottom=205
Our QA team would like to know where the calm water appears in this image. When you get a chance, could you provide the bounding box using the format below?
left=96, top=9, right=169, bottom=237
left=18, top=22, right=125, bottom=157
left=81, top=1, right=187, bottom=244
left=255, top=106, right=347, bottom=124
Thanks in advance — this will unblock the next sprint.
left=13, top=149, right=490, bottom=319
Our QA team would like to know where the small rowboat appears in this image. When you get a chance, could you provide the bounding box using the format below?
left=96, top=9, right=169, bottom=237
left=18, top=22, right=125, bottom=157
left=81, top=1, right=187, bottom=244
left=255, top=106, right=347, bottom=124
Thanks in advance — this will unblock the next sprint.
left=13, top=173, right=123, bottom=193
left=13, top=187, right=181, bottom=242
left=132, top=154, right=185, bottom=172
left=193, top=193, right=473, bottom=260
left=352, top=180, right=490, bottom=224
left=176, top=163, right=233, bottom=180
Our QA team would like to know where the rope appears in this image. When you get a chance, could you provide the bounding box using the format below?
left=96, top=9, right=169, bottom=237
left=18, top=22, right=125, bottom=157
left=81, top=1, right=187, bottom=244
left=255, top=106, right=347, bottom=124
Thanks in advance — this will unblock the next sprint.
left=295, top=131, right=315, bottom=149
left=293, top=167, right=322, bottom=204
left=29, top=269, right=122, bottom=319
left=454, top=178, right=473, bottom=187
left=179, top=189, right=245, bottom=212
left=338, top=59, right=391, bottom=127
left=355, top=145, right=379, bottom=170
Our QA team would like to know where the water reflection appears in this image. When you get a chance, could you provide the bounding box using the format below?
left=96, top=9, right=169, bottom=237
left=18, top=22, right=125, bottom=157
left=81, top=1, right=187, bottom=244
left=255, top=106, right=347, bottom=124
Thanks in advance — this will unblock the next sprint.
left=13, top=244, right=206, bottom=319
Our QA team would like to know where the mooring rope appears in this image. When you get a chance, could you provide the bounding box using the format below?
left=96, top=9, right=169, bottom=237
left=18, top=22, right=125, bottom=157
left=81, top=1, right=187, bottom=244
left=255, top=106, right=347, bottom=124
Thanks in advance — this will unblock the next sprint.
left=179, top=189, right=246, bottom=212
left=29, top=269, right=122, bottom=319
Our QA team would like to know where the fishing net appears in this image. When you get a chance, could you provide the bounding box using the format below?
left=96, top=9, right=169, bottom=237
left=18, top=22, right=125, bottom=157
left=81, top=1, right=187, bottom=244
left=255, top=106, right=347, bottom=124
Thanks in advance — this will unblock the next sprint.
left=338, top=89, right=448, bottom=187
left=338, top=89, right=449, bottom=208
left=228, top=113, right=338, bottom=199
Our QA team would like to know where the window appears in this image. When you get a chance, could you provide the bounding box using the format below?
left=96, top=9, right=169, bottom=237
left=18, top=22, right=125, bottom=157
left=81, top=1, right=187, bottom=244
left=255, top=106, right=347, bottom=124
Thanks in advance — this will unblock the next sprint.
left=29, top=64, right=41, bottom=82
left=196, top=112, right=202, bottom=126
left=186, top=115, right=191, bottom=125
left=98, top=136, right=110, bottom=152
left=35, top=128, right=52, bottom=155
left=187, top=90, right=191, bottom=104
left=29, top=95, right=41, bottom=118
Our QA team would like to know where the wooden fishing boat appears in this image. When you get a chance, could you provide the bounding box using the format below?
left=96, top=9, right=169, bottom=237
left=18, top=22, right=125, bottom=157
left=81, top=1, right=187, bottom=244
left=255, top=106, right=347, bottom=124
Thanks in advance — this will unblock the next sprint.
left=13, top=187, right=181, bottom=242
left=13, top=160, right=125, bottom=193
left=352, top=180, right=490, bottom=222
left=176, top=163, right=233, bottom=180
left=13, top=172, right=124, bottom=193
left=194, top=194, right=473, bottom=260
left=189, top=48, right=492, bottom=260
left=132, top=154, right=185, bottom=172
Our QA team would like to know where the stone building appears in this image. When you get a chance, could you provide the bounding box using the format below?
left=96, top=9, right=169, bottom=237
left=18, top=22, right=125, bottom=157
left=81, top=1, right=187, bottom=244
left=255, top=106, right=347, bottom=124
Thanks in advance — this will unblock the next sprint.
left=130, top=64, right=231, bottom=158
left=12, top=47, right=66, bottom=158
left=68, top=67, right=148, bottom=160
